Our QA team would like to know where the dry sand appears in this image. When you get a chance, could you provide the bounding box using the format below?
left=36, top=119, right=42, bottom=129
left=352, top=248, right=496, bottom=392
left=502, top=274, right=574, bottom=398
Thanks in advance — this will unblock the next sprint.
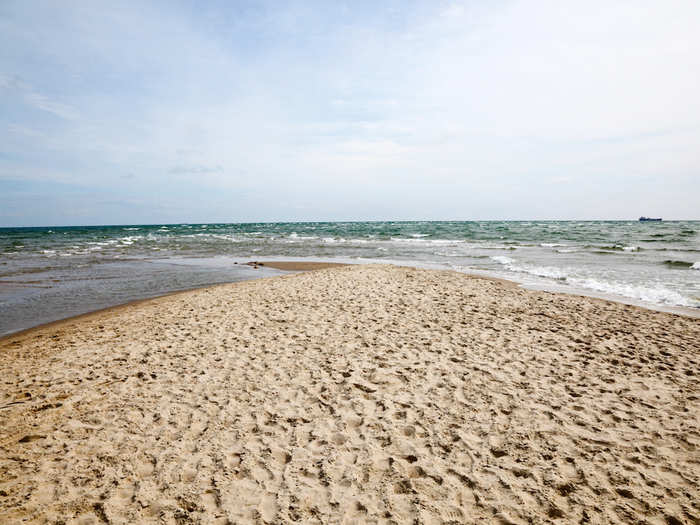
left=0, top=264, right=698, bottom=524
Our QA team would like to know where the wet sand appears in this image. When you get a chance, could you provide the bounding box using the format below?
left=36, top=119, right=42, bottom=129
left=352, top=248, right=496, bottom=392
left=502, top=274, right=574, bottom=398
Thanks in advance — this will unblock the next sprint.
left=245, top=261, right=349, bottom=271
left=1, top=264, right=698, bottom=524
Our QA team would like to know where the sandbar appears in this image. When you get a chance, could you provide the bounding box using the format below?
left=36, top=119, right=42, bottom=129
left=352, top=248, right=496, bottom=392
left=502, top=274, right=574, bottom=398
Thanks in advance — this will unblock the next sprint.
left=1, top=264, right=698, bottom=523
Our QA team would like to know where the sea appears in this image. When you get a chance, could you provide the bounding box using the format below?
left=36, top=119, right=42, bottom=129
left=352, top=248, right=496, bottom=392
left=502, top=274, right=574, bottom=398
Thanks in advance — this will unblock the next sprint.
left=1, top=221, right=699, bottom=336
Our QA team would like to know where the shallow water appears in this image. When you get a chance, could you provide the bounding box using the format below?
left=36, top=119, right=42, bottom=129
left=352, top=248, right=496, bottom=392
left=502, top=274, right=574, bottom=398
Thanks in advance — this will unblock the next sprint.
left=1, top=221, right=698, bottom=335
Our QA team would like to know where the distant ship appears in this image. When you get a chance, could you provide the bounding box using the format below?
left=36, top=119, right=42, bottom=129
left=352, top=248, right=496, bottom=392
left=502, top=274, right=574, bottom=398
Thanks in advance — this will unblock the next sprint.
left=639, top=216, right=662, bottom=222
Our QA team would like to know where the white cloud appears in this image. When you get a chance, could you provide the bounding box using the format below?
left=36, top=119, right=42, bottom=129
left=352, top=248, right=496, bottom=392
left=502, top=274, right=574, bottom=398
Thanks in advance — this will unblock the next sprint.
left=1, top=0, right=699, bottom=223
left=0, top=74, right=79, bottom=120
left=24, top=92, right=79, bottom=120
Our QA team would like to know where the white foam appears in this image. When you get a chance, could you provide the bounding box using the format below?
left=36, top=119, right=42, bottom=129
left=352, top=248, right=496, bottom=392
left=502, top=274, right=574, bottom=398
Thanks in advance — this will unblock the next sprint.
left=540, top=243, right=567, bottom=247
left=207, top=234, right=240, bottom=242
left=491, top=255, right=515, bottom=265
left=521, top=265, right=568, bottom=280
left=287, top=233, right=318, bottom=241
left=692, top=262, right=700, bottom=270
left=568, top=277, right=697, bottom=307
left=490, top=255, right=567, bottom=280
left=389, top=237, right=462, bottom=246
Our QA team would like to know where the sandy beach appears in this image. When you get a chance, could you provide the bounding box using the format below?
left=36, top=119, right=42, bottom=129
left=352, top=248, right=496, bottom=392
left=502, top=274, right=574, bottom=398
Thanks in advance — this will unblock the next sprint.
left=1, top=264, right=698, bottom=524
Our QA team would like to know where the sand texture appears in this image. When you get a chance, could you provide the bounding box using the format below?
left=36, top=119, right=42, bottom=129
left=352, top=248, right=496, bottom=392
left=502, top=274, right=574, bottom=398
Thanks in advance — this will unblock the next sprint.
left=1, top=265, right=699, bottom=524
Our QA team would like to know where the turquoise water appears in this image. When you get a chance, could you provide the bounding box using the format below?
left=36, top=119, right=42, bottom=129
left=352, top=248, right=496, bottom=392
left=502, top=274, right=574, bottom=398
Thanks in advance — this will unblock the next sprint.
left=1, top=221, right=698, bottom=335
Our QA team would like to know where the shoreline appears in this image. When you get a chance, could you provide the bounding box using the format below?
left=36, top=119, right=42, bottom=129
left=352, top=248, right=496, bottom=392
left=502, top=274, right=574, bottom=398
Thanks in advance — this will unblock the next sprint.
left=1, top=264, right=698, bottom=523
left=0, top=261, right=344, bottom=344
left=0, top=261, right=342, bottom=341
left=1, top=258, right=698, bottom=342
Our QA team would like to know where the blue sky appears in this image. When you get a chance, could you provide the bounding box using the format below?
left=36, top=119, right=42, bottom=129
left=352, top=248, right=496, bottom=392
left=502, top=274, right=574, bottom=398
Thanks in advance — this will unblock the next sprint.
left=1, top=0, right=699, bottom=226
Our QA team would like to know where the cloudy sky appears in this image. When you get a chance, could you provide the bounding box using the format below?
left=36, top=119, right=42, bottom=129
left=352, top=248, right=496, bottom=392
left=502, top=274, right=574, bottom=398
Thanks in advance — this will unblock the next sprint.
left=1, top=1, right=699, bottom=226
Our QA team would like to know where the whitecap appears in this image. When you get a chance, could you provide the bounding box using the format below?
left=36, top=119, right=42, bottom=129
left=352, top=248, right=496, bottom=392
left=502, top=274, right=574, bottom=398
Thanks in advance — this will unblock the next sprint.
left=390, top=237, right=462, bottom=245
left=491, top=255, right=515, bottom=265
left=523, top=266, right=569, bottom=280
left=490, top=255, right=567, bottom=280
left=285, top=234, right=318, bottom=241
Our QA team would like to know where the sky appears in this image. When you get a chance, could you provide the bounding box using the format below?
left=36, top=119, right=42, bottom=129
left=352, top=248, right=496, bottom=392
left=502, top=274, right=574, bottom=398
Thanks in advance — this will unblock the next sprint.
left=1, top=0, right=699, bottom=226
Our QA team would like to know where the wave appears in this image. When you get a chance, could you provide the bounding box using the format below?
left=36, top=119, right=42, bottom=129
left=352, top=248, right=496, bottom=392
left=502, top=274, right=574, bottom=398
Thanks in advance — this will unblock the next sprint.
left=646, top=248, right=700, bottom=253
left=567, top=277, right=698, bottom=308
left=587, top=244, right=641, bottom=252
left=490, top=255, right=514, bottom=265
left=640, top=238, right=686, bottom=242
left=489, top=255, right=697, bottom=306
left=434, top=251, right=489, bottom=258
left=490, top=256, right=567, bottom=280
left=203, top=234, right=241, bottom=242
left=287, top=233, right=318, bottom=241
left=662, top=260, right=695, bottom=269
left=389, top=237, right=463, bottom=245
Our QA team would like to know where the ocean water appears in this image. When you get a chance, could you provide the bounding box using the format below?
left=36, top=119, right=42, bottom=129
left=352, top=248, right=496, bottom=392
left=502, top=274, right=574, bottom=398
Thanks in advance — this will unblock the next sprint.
left=1, top=221, right=698, bottom=335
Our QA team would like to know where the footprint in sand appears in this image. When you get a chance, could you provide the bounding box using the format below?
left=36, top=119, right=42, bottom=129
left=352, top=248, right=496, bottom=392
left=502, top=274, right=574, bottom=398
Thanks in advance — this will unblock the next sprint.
left=258, top=493, right=278, bottom=523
